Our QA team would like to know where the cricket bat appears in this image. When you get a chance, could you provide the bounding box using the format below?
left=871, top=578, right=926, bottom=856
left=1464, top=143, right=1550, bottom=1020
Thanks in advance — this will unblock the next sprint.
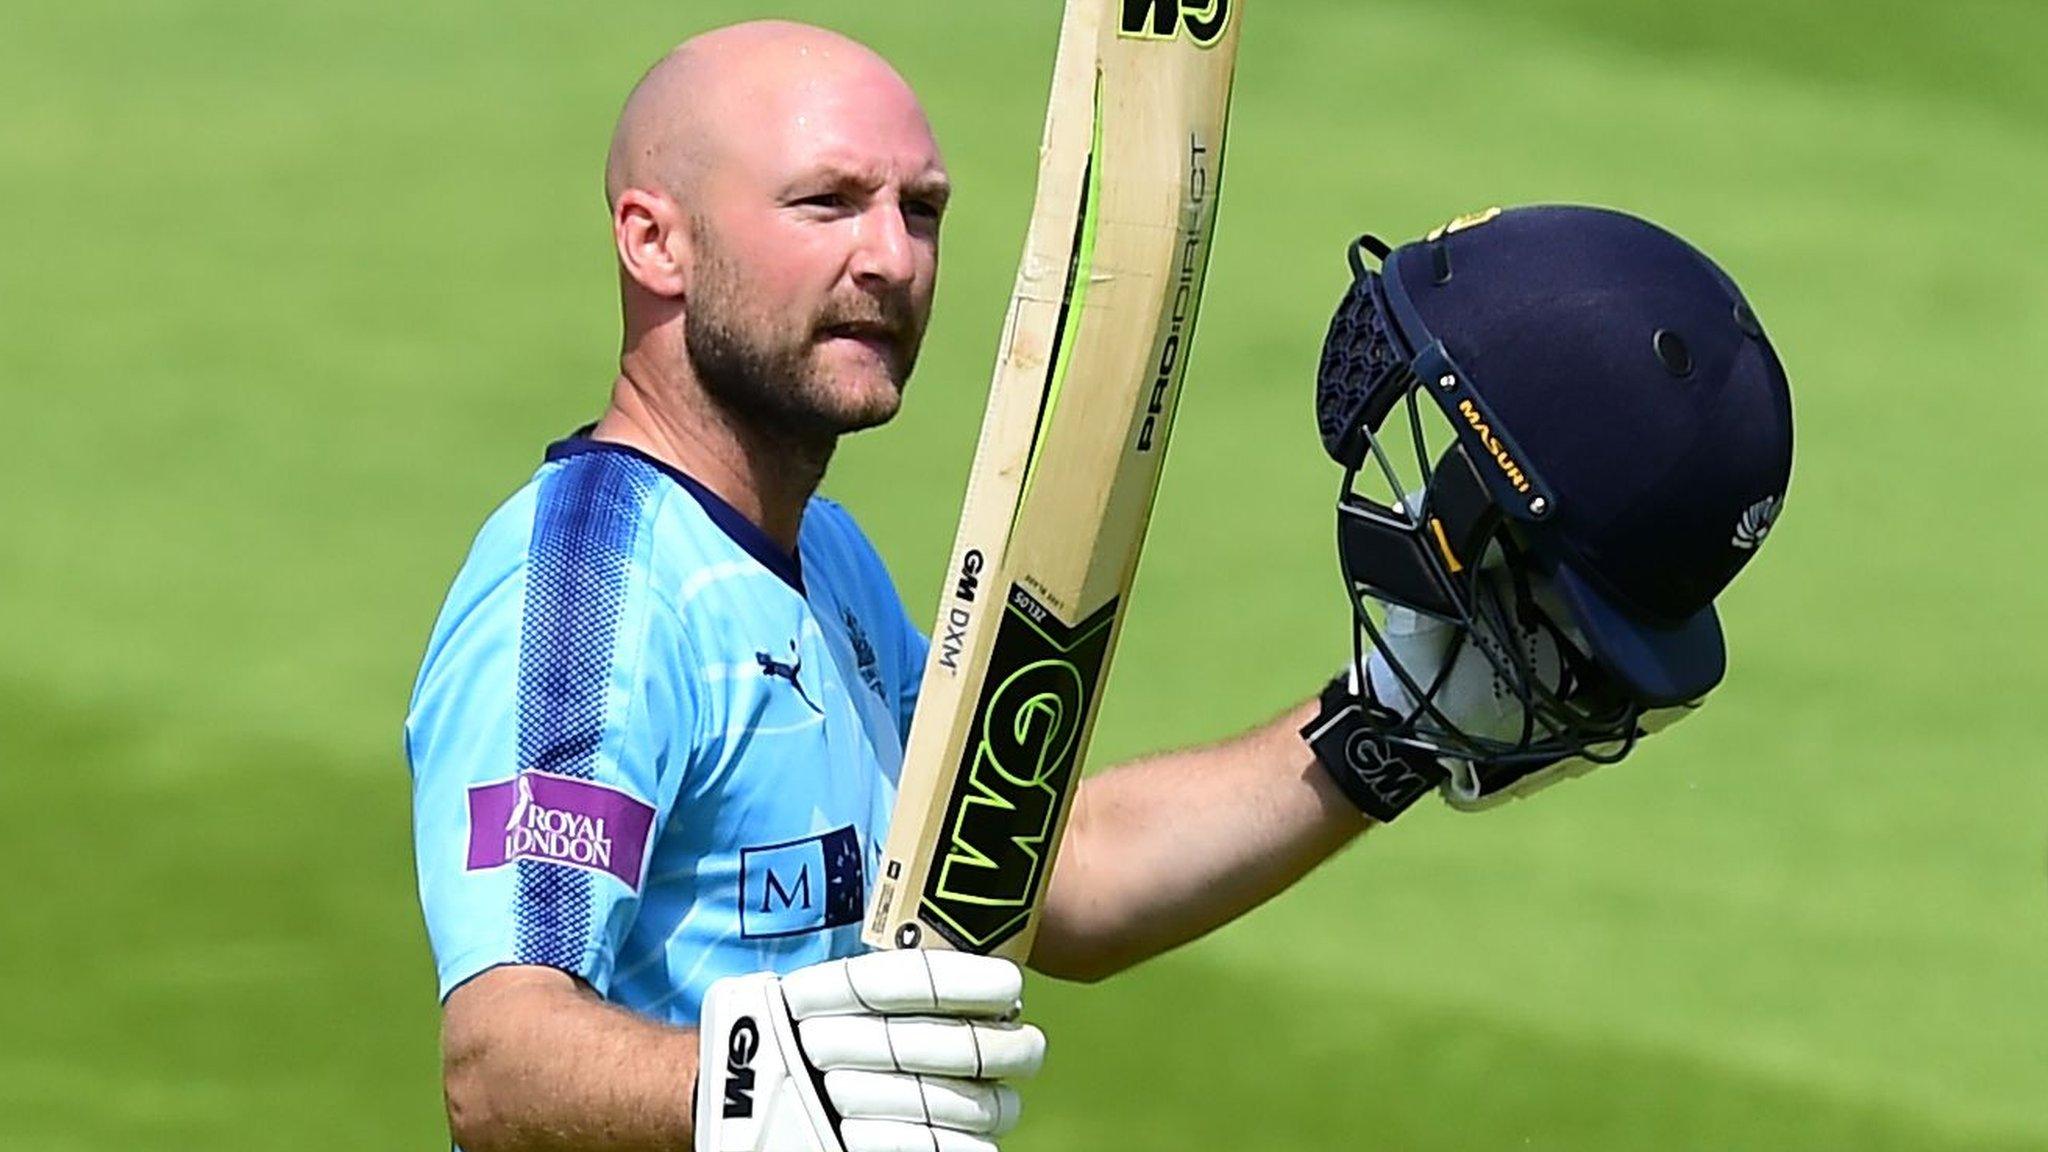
left=864, top=0, right=1241, bottom=959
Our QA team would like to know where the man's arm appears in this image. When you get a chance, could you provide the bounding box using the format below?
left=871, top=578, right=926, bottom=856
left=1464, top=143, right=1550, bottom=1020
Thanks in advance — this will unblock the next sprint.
left=442, top=957, right=1046, bottom=1152
left=1029, top=699, right=1368, bottom=982
left=441, top=965, right=696, bottom=1152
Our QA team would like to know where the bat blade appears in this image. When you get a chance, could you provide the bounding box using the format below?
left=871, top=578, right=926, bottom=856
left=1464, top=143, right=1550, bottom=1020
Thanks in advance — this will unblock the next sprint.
left=864, top=0, right=1241, bottom=959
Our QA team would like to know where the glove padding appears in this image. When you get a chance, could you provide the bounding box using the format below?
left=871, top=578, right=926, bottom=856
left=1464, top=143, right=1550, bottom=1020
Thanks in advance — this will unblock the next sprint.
left=695, top=951, right=1045, bottom=1152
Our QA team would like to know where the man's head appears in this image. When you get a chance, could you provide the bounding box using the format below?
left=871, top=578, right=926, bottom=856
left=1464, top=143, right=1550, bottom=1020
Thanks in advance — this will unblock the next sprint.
left=605, top=22, right=950, bottom=441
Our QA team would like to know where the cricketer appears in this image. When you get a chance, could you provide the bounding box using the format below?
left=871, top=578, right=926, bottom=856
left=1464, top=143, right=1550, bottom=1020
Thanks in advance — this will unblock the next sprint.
left=403, top=18, right=1794, bottom=1152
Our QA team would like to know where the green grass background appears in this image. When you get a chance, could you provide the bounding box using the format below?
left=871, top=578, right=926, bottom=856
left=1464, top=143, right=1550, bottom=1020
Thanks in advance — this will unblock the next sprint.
left=2, top=0, right=2043, bottom=1147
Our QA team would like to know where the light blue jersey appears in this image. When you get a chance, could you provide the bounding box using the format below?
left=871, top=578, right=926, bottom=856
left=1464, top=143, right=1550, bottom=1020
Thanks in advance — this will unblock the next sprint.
left=407, top=436, right=927, bottom=1026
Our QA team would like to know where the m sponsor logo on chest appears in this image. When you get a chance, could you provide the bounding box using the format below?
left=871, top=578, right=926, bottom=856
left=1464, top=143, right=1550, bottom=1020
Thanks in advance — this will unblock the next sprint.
left=738, top=825, right=866, bottom=939
left=465, top=772, right=657, bottom=891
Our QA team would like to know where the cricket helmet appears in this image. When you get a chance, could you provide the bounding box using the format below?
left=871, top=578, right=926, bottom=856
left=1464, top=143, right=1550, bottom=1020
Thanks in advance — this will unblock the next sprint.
left=1314, top=204, right=1793, bottom=770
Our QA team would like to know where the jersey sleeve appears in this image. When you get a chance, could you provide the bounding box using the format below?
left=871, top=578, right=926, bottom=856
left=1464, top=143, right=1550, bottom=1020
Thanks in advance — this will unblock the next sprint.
left=405, top=474, right=703, bottom=1002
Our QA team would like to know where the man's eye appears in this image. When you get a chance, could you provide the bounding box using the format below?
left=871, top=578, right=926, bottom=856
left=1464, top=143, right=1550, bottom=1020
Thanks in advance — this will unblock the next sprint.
left=794, top=193, right=849, bottom=211
left=905, top=199, right=943, bottom=223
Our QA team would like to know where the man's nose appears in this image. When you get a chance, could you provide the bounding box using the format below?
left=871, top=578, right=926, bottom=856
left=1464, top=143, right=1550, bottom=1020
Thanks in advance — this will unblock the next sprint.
left=850, top=200, right=918, bottom=289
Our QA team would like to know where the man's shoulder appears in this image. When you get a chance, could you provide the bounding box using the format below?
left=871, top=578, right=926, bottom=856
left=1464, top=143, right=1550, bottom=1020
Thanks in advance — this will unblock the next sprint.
left=801, top=492, right=859, bottom=529
left=445, top=449, right=671, bottom=590
left=798, top=494, right=892, bottom=575
left=526, top=439, right=679, bottom=544
left=420, top=447, right=692, bottom=658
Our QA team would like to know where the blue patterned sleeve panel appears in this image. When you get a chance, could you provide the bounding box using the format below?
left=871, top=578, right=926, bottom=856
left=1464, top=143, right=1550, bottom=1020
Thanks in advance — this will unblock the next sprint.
left=406, top=451, right=700, bottom=1002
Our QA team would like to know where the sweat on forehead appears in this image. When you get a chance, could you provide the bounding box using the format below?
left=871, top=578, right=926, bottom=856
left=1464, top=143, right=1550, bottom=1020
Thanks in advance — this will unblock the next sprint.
left=603, top=21, right=931, bottom=207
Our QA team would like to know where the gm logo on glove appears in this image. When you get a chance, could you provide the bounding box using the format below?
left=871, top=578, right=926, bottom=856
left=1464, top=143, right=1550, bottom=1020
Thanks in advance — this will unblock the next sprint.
left=723, top=1016, right=759, bottom=1120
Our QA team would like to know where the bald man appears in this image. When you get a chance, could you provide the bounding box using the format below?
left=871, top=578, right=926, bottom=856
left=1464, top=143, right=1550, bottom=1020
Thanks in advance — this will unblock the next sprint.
left=407, top=20, right=1374, bottom=1152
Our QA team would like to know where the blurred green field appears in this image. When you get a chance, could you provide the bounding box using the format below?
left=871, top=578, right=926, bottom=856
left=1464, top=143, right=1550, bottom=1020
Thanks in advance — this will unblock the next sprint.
left=2, top=0, right=2044, bottom=1148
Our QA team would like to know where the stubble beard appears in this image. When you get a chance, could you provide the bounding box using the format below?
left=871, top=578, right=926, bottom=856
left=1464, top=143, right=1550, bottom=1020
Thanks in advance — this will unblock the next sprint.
left=683, top=236, right=924, bottom=449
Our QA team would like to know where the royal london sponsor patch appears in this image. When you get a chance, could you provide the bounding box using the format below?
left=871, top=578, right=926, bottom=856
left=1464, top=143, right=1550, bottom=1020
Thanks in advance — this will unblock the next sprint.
left=466, top=772, right=656, bottom=891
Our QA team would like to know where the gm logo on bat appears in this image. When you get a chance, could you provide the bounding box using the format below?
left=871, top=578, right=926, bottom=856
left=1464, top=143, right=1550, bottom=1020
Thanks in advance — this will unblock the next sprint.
left=1119, top=0, right=1231, bottom=46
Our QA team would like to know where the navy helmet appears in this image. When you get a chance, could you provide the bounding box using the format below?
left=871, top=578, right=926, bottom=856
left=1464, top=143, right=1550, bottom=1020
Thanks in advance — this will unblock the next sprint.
left=1315, top=204, right=1793, bottom=764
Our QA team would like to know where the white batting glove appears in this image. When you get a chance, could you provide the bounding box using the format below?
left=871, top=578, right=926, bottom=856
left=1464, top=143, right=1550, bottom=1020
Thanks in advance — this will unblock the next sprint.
left=695, top=951, right=1045, bottom=1152
left=1366, top=593, right=1567, bottom=747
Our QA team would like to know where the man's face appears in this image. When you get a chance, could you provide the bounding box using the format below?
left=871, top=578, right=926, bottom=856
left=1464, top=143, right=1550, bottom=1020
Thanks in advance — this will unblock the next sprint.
left=683, top=73, right=949, bottom=440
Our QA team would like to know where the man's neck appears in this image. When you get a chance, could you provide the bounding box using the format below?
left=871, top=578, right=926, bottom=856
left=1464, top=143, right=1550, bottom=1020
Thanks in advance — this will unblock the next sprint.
left=590, top=362, right=832, bottom=554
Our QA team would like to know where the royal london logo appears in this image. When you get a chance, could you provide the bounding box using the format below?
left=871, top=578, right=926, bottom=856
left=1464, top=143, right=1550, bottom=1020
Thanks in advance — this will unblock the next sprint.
left=502, top=774, right=615, bottom=868
left=1118, top=0, right=1231, bottom=46
left=1732, top=494, right=1782, bottom=550
left=465, top=771, right=656, bottom=891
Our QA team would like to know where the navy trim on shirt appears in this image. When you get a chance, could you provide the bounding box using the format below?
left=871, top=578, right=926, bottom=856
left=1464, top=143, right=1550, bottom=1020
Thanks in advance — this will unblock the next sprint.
left=545, top=434, right=805, bottom=595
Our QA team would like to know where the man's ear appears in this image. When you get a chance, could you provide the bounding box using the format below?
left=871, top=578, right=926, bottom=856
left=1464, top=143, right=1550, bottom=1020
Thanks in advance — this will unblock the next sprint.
left=613, top=188, right=691, bottom=299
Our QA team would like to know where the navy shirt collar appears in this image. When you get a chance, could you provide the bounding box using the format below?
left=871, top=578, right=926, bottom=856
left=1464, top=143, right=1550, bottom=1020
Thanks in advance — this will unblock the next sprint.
left=544, top=432, right=805, bottom=595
